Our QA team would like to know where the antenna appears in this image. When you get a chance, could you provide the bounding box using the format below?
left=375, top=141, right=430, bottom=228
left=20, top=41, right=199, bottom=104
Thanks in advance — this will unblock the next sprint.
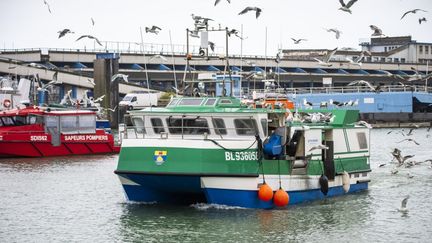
left=139, top=27, right=152, bottom=105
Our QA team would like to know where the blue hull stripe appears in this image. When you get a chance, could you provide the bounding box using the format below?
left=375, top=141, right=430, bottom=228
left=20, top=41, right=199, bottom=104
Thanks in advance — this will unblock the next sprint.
left=204, top=183, right=368, bottom=209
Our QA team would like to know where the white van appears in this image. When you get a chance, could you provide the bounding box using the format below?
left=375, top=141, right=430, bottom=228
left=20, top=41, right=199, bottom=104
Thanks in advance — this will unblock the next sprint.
left=119, top=92, right=160, bottom=110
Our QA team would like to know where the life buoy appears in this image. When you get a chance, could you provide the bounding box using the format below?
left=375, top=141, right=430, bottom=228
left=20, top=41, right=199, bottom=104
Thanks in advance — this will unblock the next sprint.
left=3, top=99, right=11, bottom=108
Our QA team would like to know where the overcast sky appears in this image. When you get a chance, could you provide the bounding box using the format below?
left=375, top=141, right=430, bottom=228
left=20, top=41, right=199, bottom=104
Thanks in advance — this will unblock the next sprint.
left=1, top=0, right=431, bottom=56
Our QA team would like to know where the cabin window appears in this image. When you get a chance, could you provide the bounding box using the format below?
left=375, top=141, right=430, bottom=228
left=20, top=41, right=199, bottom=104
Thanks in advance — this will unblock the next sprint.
left=151, top=118, right=165, bottom=134
left=60, top=116, right=78, bottom=134
left=78, top=115, right=96, bottom=134
left=167, top=98, right=179, bottom=107
left=234, top=118, right=258, bottom=136
left=212, top=118, right=227, bottom=135
left=178, top=98, right=203, bottom=106
left=0, top=117, right=14, bottom=126
left=205, top=98, right=217, bottom=106
left=260, top=118, right=268, bottom=137
left=357, top=132, right=368, bottom=149
left=219, top=99, right=233, bottom=104
left=131, top=96, right=137, bottom=102
left=28, top=115, right=43, bottom=125
left=131, top=116, right=145, bottom=134
left=45, top=116, right=59, bottom=128
left=166, top=117, right=210, bottom=135
left=14, top=116, right=26, bottom=125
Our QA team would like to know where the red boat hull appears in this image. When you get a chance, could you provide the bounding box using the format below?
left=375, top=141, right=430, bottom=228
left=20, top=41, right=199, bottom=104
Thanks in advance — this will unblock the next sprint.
left=0, top=127, right=120, bottom=157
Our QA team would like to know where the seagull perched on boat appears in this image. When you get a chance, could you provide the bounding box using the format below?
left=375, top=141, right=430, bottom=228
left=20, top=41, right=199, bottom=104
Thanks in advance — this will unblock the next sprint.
left=238, top=7, right=262, bottom=19
left=329, top=99, right=344, bottom=107
left=308, top=144, right=329, bottom=152
left=314, top=47, right=338, bottom=67
left=418, top=17, right=427, bottom=24
left=324, top=28, right=342, bottom=39
left=145, top=26, right=162, bottom=34
left=369, top=25, right=385, bottom=37
left=76, top=35, right=103, bottom=46
left=43, top=0, right=52, bottom=14
left=348, top=80, right=382, bottom=93
left=57, top=29, right=74, bottom=39
left=303, top=98, right=313, bottom=109
left=397, top=195, right=409, bottom=213
left=401, top=9, right=427, bottom=20
left=214, top=0, right=230, bottom=6
left=291, top=38, right=307, bottom=44
left=338, top=0, right=358, bottom=14
left=397, top=138, right=420, bottom=145
left=111, top=73, right=129, bottom=83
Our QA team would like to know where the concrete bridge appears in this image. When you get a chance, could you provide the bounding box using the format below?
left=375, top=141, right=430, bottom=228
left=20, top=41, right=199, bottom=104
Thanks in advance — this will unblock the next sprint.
left=1, top=47, right=430, bottom=93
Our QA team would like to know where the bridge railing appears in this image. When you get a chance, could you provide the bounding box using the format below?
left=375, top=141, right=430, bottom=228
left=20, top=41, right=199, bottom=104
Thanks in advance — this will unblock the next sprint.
left=242, top=85, right=432, bottom=97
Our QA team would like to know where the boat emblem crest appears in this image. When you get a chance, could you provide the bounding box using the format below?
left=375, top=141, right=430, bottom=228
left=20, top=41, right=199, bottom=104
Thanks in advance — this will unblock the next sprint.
left=153, top=151, right=167, bottom=165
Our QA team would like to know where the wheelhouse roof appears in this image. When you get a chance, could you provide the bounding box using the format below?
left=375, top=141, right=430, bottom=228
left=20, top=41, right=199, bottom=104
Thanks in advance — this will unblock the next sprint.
left=0, top=106, right=96, bottom=117
left=129, top=96, right=287, bottom=114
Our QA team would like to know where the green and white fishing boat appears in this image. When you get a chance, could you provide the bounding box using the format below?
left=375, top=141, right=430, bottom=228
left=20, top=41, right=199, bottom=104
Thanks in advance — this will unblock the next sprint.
left=115, top=96, right=371, bottom=209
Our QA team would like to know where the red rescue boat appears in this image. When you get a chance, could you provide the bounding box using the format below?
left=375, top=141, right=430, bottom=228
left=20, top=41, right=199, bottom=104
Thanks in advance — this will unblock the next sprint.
left=0, top=106, right=120, bottom=157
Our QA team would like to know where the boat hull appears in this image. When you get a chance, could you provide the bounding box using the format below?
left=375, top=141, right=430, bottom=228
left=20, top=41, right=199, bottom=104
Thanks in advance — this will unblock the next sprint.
left=116, top=172, right=369, bottom=209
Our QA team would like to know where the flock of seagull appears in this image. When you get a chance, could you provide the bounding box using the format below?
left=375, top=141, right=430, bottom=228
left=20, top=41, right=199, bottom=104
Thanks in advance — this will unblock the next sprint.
left=376, top=125, right=432, bottom=215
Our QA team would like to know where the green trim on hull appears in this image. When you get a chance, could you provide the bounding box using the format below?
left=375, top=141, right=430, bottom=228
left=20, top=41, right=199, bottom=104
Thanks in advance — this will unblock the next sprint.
left=118, top=146, right=370, bottom=176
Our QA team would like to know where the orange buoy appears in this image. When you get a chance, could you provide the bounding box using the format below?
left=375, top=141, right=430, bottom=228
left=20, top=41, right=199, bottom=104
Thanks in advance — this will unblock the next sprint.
left=258, top=183, right=273, bottom=201
left=273, top=188, right=289, bottom=207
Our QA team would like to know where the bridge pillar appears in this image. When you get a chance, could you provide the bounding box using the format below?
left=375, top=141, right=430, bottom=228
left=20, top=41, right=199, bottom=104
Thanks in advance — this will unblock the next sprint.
left=94, top=53, right=120, bottom=129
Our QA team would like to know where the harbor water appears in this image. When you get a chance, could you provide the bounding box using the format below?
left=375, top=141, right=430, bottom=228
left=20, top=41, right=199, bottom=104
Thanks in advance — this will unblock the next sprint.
left=1, top=129, right=431, bottom=242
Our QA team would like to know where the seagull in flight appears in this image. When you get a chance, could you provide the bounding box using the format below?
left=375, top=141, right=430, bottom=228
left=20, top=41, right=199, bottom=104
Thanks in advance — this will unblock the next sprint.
left=87, top=78, right=96, bottom=86
left=345, top=52, right=365, bottom=66
left=401, top=9, right=428, bottom=20
left=338, top=0, right=358, bottom=14
left=370, top=25, right=385, bottom=37
left=111, top=73, right=129, bottom=83
left=397, top=138, right=420, bottom=145
left=313, top=47, right=338, bottom=67
left=324, top=28, right=342, bottom=39
left=291, top=38, right=307, bottom=44
left=76, top=35, right=103, bottom=46
left=43, top=0, right=52, bottom=14
left=58, top=29, right=74, bottom=39
left=308, top=144, right=329, bottom=152
left=208, top=41, right=215, bottom=52
left=348, top=80, right=382, bottom=92
left=397, top=195, right=409, bottom=213
left=214, top=0, right=230, bottom=6
left=238, top=7, right=262, bottom=19
left=418, top=17, right=427, bottom=24
left=352, top=120, right=372, bottom=129
left=145, top=26, right=162, bottom=34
